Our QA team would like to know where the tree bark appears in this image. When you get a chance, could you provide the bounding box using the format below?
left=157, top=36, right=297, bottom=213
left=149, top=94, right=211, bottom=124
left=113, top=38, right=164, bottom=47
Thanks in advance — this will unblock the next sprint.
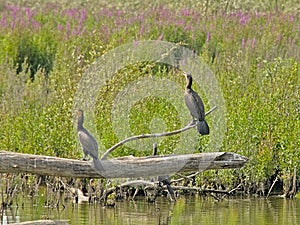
left=9, top=220, right=70, bottom=225
left=0, top=150, right=248, bottom=179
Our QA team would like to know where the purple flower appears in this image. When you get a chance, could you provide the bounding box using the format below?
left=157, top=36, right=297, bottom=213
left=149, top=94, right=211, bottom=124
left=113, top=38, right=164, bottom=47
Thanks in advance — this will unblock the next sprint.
left=0, top=14, right=7, bottom=28
left=180, top=8, right=191, bottom=17
left=66, top=22, right=70, bottom=35
left=140, top=24, right=144, bottom=35
left=206, top=31, right=211, bottom=44
left=25, top=7, right=34, bottom=21
left=242, top=38, right=245, bottom=48
left=158, top=33, right=164, bottom=40
left=31, top=20, right=40, bottom=29
left=11, top=20, right=15, bottom=29
left=57, top=24, right=63, bottom=31
left=239, top=13, right=250, bottom=25
left=10, top=5, right=19, bottom=21
left=79, top=9, right=87, bottom=24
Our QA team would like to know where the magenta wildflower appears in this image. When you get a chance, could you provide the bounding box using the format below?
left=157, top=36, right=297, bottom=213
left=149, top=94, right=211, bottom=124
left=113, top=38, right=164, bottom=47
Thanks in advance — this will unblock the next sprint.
left=11, top=20, right=15, bottom=29
left=57, top=24, right=63, bottom=31
left=0, top=14, right=7, bottom=28
left=31, top=20, right=40, bottom=29
left=137, top=14, right=143, bottom=21
left=180, top=8, right=191, bottom=17
left=184, top=25, right=191, bottom=31
left=175, top=19, right=185, bottom=27
left=158, top=33, right=164, bottom=40
left=79, top=9, right=87, bottom=24
left=115, top=9, right=123, bottom=17
left=25, top=7, right=34, bottom=21
left=76, top=24, right=86, bottom=35
left=8, top=5, right=18, bottom=20
left=66, top=21, right=70, bottom=35
left=206, top=31, right=211, bottom=44
left=242, top=38, right=245, bottom=48
left=239, top=13, right=250, bottom=25
left=140, top=24, right=144, bottom=35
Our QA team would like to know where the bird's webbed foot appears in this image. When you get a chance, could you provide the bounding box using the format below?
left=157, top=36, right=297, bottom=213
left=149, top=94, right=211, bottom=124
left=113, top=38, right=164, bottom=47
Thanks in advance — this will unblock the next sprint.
left=188, top=119, right=197, bottom=126
left=82, top=155, right=89, bottom=161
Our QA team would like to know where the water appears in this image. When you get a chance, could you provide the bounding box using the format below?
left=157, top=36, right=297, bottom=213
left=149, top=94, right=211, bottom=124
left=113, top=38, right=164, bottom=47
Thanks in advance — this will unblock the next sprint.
left=1, top=194, right=300, bottom=225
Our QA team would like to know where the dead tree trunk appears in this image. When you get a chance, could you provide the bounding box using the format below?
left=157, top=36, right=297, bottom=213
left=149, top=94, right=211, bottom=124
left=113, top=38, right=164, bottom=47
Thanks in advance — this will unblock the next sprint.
left=0, top=150, right=248, bottom=179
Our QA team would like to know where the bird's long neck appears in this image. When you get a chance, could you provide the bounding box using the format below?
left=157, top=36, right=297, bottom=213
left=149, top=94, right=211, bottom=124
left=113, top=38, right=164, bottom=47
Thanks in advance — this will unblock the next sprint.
left=186, top=76, right=192, bottom=90
left=152, top=143, right=158, bottom=156
left=77, top=115, right=84, bottom=130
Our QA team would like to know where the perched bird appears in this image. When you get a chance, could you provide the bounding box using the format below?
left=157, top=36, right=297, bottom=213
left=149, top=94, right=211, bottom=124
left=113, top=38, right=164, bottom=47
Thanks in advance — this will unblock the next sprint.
left=77, top=109, right=103, bottom=171
left=184, top=73, right=209, bottom=135
left=152, top=143, right=176, bottom=201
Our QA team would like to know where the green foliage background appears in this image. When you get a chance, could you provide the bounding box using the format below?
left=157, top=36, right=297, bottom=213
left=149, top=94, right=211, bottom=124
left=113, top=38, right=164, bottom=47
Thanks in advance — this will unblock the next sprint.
left=0, top=0, right=299, bottom=194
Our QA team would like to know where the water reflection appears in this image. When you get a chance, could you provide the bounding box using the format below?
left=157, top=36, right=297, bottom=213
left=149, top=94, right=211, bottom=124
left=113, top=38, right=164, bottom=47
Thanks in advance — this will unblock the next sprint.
left=1, top=195, right=300, bottom=225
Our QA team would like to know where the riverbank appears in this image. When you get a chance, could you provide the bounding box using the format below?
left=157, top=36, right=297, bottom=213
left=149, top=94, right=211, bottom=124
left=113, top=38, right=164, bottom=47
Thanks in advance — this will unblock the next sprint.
left=1, top=173, right=300, bottom=225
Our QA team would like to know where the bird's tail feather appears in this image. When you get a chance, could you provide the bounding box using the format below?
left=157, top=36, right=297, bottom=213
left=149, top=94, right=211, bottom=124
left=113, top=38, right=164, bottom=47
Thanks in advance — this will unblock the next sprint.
left=197, top=120, right=210, bottom=135
left=92, top=158, right=104, bottom=173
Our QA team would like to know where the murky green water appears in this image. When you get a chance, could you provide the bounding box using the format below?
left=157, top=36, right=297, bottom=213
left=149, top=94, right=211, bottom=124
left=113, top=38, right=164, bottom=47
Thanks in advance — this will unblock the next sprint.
left=1, top=194, right=300, bottom=225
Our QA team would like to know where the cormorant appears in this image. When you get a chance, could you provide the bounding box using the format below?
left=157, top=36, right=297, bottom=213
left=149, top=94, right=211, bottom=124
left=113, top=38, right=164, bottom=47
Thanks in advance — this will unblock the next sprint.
left=184, top=73, right=210, bottom=135
left=152, top=143, right=176, bottom=201
left=77, top=109, right=103, bottom=171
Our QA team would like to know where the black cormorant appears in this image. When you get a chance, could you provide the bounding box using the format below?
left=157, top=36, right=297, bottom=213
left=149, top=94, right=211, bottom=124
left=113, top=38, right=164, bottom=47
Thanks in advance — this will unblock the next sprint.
left=77, top=109, right=103, bottom=171
left=152, top=143, right=176, bottom=201
left=184, top=73, right=209, bottom=135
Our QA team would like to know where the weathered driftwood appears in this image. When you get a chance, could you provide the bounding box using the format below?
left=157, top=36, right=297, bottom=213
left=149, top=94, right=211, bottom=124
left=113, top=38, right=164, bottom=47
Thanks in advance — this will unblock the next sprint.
left=9, top=220, right=70, bottom=225
left=0, top=150, right=248, bottom=179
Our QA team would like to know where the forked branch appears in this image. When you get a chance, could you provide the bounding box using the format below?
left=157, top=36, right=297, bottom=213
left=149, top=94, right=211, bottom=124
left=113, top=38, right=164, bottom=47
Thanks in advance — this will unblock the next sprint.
left=101, top=106, right=217, bottom=160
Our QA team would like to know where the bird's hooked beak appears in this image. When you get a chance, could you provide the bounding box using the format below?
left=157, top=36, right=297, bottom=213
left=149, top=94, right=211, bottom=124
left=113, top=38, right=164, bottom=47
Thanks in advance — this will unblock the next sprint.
left=183, top=72, right=191, bottom=78
left=183, top=72, right=192, bottom=81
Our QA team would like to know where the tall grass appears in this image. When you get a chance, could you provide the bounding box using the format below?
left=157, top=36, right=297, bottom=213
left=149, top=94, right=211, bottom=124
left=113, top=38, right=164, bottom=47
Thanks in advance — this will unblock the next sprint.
left=0, top=1, right=299, bottom=194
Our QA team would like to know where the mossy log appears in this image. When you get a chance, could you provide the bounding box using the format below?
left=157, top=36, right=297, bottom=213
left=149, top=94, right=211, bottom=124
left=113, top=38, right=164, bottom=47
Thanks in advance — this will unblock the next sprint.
left=0, top=150, right=248, bottom=179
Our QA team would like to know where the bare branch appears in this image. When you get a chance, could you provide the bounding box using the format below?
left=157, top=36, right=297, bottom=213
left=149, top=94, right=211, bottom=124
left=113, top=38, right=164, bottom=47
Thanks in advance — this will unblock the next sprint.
left=120, top=180, right=156, bottom=187
left=171, top=172, right=199, bottom=183
left=101, top=106, right=217, bottom=160
left=266, top=177, right=278, bottom=199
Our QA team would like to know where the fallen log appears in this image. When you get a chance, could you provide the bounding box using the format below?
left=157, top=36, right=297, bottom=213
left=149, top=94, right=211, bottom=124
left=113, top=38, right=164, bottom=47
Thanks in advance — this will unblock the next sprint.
left=9, top=220, right=70, bottom=225
left=0, top=150, right=248, bottom=179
